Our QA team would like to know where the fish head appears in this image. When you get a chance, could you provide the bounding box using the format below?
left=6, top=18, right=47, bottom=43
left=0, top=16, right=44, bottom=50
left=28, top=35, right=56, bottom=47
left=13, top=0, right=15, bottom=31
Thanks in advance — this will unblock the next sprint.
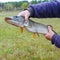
left=5, top=16, right=25, bottom=27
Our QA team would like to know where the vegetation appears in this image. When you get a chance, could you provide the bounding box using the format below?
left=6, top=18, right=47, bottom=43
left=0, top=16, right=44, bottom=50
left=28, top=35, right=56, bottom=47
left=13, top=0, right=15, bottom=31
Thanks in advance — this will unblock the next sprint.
left=0, top=11, right=60, bottom=60
left=0, top=0, right=52, bottom=11
left=21, top=2, right=29, bottom=10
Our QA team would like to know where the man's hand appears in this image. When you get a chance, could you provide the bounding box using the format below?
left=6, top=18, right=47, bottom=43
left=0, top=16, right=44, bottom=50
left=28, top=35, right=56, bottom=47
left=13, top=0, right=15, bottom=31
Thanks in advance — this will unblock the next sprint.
left=44, top=26, right=55, bottom=40
left=18, top=10, right=30, bottom=23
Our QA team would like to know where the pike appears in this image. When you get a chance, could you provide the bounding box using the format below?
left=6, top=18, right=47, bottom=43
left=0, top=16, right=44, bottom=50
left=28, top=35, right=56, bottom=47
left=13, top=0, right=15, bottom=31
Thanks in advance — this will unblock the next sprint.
left=5, top=16, right=48, bottom=38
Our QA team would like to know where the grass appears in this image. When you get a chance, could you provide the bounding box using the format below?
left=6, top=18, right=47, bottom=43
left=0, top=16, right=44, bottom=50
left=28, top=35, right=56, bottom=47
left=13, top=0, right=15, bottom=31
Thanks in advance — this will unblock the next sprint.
left=0, top=11, right=60, bottom=60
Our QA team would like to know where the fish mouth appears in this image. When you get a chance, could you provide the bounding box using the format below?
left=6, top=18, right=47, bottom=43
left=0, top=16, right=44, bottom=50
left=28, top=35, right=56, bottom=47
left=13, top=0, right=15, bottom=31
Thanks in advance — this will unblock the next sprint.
left=5, top=17, right=19, bottom=27
left=5, top=17, right=12, bottom=22
left=5, top=17, right=12, bottom=23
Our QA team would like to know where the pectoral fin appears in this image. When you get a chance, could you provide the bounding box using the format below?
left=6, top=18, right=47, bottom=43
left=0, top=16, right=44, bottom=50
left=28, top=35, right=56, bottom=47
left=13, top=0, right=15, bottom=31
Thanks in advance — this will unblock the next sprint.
left=20, top=27, right=24, bottom=33
left=32, top=33, right=36, bottom=38
left=36, top=33, right=39, bottom=37
left=32, top=33, right=39, bottom=38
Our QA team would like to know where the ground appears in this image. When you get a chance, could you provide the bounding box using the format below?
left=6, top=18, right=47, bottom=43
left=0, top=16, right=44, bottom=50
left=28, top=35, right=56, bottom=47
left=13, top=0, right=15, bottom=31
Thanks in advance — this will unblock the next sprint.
left=0, top=11, right=60, bottom=60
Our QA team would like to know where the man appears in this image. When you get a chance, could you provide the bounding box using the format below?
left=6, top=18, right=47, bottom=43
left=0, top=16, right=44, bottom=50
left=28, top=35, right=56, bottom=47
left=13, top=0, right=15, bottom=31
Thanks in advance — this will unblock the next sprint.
left=18, top=1, right=60, bottom=48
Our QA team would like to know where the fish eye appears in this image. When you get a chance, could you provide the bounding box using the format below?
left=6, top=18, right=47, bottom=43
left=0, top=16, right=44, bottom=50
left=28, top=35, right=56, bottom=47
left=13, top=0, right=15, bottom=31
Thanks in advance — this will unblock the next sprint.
left=14, top=16, right=18, bottom=18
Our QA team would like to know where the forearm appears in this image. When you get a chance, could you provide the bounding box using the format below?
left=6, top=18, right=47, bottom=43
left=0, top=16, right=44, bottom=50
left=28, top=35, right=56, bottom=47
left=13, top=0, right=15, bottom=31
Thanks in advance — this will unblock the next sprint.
left=51, top=34, right=60, bottom=48
left=27, top=1, right=60, bottom=18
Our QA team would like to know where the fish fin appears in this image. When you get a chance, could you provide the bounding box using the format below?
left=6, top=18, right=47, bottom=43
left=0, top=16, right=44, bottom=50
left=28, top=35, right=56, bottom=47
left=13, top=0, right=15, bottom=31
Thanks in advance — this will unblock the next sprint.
left=32, top=33, right=37, bottom=38
left=36, top=33, right=39, bottom=37
left=20, top=27, right=24, bottom=33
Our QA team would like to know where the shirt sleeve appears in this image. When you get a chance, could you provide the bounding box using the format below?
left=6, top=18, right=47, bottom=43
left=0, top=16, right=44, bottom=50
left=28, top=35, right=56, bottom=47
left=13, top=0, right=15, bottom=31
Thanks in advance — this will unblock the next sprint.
left=27, top=1, right=60, bottom=18
left=51, top=34, right=60, bottom=48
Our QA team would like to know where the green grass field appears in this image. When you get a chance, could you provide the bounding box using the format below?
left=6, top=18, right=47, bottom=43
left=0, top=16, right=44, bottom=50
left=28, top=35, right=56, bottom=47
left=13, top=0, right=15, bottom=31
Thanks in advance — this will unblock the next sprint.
left=0, top=11, right=60, bottom=60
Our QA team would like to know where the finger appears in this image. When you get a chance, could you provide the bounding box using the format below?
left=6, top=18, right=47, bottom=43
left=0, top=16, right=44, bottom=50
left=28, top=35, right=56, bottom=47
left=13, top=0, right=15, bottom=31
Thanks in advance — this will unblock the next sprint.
left=18, top=11, right=24, bottom=16
left=18, top=13, right=24, bottom=16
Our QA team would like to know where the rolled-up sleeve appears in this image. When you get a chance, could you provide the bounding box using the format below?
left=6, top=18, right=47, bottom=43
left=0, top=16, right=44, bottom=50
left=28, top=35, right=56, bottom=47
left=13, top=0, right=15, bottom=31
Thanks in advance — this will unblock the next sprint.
left=27, top=1, right=60, bottom=18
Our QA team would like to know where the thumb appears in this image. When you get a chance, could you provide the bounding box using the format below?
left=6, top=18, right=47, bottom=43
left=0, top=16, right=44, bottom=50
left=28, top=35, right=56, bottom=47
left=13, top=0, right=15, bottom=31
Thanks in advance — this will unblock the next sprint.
left=48, top=26, right=52, bottom=32
left=25, top=15, right=28, bottom=23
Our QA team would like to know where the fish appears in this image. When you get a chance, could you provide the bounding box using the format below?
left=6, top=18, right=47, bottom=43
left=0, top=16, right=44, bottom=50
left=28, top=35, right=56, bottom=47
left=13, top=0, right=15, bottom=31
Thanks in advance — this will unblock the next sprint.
left=5, top=16, right=48, bottom=38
